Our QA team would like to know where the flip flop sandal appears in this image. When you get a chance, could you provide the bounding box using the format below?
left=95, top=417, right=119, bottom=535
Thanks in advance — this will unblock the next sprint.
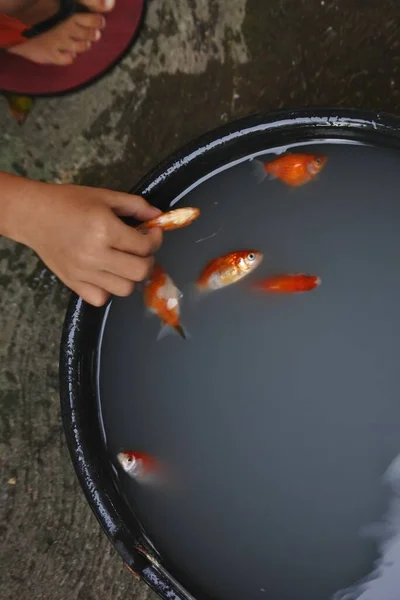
left=0, top=0, right=146, bottom=96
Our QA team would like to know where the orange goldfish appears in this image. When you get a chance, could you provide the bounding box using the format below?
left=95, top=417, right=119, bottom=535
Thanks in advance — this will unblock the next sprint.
left=197, top=250, right=263, bottom=292
left=252, top=274, right=321, bottom=293
left=252, top=153, right=327, bottom=187
left=139, top=207, right=200, bottom=232
left=144, top=264, right=187, bottom=339
left=117, top=451, right=161, bottom=484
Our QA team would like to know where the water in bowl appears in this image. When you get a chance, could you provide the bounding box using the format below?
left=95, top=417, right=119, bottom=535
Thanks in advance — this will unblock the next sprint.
left=98, top=140, right=400, bottom=600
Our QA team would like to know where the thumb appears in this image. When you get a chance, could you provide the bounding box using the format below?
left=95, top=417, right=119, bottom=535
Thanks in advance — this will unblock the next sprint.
left=108, top=192, right=162, bottom=221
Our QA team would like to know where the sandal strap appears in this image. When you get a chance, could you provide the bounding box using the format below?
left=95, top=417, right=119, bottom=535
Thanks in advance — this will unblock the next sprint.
left=23, top=0, right=76, bottom=38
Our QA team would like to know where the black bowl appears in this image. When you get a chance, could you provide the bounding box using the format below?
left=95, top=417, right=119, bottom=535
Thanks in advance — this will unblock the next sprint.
left=59, top=108, right=400, bottom=600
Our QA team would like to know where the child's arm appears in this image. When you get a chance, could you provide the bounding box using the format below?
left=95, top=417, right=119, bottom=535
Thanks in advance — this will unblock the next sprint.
left=0, top=171, right=163, bottom=306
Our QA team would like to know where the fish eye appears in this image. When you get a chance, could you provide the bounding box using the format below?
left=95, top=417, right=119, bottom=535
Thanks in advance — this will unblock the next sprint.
left=315, top=157, right=322, bottom=165
left=248, top=253, right=256, bottom=261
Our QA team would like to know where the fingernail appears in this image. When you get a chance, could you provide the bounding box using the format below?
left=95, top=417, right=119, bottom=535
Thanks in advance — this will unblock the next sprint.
left=99, top=16, right=106, bottom=28
left=103, top=0, right=115, bottom=10
left=95, top=29, right=101, bottom=41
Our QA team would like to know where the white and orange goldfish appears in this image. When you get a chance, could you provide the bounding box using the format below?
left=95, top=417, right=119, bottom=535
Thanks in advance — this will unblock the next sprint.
left=196, top=250, right=263, bottom=293
left=117, top=451, right=161, bottom=484
left=139, top=207, right=200, bottom=232
left=144, top=264, right=187, bottom=339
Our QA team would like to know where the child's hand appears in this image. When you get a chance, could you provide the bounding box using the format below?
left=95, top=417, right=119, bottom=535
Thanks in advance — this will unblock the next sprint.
left=4, top=176, right=163, bottom=306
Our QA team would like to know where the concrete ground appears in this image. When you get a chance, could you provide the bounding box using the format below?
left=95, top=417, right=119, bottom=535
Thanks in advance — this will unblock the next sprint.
left=1, top=1, right=400, bottom=599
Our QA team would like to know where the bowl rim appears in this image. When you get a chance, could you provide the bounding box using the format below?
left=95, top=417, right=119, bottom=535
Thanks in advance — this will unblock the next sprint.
left=59, top=106, right=400, bottom=600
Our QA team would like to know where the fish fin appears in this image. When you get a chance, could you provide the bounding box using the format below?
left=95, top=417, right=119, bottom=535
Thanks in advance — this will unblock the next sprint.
left=144, top=300, right=157, bottom=319
left=174, top=324, right=191, bottom=339
left=157, top=323, right=190, bottom=341
left=251, top=159, right=269, bottom=183
left=157, top=325, right=172, bottom=341
left=187, top=282, right=208, bottom=306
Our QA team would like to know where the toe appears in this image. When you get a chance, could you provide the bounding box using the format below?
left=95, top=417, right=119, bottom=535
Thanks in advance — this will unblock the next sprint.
left=69, top=39, right=92, bottom=53
left=72, top=13, right=106, bottom=30
left=55, top=50, right=77, bottom=65
left=70, top=25, right=101, bottom=42
left=77, top=0, right=115, bottom=13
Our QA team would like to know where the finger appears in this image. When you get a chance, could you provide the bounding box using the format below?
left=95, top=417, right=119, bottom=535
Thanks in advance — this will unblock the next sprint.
left=73, top=13, right=106, bottom=29
left=104, top=250, right=154, bottom=282
left=71, top=27, right=101, bottom=42
left=106, top=192, right=162, bottom=222
left=112, top=223, right=162, bottom=257
left=89, top=271, right=135, bottom=297
left=73, top=282, right=110, bottom=307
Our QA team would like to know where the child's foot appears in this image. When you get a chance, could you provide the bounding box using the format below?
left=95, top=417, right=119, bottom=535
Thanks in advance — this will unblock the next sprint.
left=7, top=0, right=114, bottom=66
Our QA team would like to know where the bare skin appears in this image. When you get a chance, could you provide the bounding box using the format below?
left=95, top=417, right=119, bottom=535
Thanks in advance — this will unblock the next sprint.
left=2, top=0, right=115, bottom=65
left=1, top=172, right=163, bottom=307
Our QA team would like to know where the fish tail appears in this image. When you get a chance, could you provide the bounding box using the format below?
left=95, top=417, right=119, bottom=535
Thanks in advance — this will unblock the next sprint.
left=157, top=324, right=172, bottom=341
left=157, top=322, right=190, bottom=341
left=251, top=159, right=268, bottom=183
left=250, top=281, right=266, bottom=292
left=264, top=159, right=278, bottom=180
left=174, top=324, right=187, bottom=339
left=136, top=223, right=149, bottom=234
left=186, top=282, right=203, bottom=306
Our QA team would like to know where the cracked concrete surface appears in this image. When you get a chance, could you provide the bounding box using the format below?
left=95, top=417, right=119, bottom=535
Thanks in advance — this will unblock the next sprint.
left=0, top=0, right=249, bottom=183
left=2, top=1, right=400, bottom=599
